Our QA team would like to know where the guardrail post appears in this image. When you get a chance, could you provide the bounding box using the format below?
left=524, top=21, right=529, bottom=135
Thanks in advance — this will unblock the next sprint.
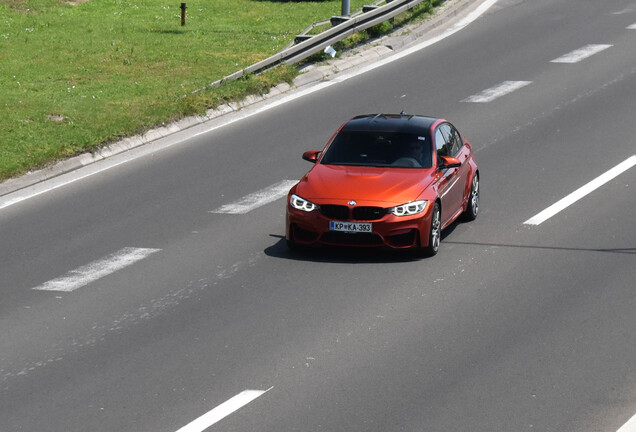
left=342, top=0, right=350, bottom=16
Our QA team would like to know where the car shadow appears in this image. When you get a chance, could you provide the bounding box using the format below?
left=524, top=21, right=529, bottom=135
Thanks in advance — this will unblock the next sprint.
left=264, top=222, right=460, bottom=264
left=263, top=235, right=418, bottom=263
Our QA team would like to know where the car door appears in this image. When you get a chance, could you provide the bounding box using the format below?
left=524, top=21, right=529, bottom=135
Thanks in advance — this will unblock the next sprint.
left=434, top=123, right=465, bottom=226
left=449, top=123, right=472, bottom=211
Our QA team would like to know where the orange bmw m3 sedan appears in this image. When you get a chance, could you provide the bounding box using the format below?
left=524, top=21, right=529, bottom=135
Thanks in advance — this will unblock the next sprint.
left=286, top=113, right=479, bottom=256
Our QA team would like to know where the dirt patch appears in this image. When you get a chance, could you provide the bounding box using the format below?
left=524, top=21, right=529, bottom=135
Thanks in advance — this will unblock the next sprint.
left=46, top=114, right=66, bottom=123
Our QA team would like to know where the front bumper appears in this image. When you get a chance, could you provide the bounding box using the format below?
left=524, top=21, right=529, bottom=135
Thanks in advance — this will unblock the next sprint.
left=286, top=203, right=433, bottom=249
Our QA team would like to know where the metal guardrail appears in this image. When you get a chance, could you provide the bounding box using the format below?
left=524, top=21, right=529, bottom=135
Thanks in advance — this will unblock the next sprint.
left=288, top=0, right=388, bottom=48
left=206, top=0, right=437, bottom=89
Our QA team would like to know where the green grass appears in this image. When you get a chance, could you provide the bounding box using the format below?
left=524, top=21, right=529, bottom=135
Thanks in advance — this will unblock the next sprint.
left=0, top=0, right=441, bottom=181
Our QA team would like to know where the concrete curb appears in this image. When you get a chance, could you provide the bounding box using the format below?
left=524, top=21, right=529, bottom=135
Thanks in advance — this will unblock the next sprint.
left=0, top=0, right=483, bottom=198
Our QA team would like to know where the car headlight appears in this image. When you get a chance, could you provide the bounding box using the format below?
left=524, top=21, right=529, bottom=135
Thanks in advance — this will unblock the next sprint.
left=290, top=194, right=319, bottom=212
left=389, top=200, right=427, bottom=216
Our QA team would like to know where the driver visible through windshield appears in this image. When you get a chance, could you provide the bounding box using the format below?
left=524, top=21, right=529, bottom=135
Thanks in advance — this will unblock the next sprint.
left=321, top=130, right=433, bottom=168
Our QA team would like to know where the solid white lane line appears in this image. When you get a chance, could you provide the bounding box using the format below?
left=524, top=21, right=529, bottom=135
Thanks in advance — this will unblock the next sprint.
left=33, top=247, right=161, bottom=292
left=551, top=44, right=612, bottom=63
left=618, top=412, right=636, bottom=432
left=524, top=155, right=636, bottom=225
left=628, top=23, right=636, bottom=29
left=461, top=81, right=532, bottom=103
left=175, top=389, right=271, bottom=432
left=0, top=157, right=133, bottom=211
left=210, top=180, right=297, bottom=214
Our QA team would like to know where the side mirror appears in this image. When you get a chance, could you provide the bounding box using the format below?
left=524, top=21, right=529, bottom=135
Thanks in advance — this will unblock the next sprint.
left=438, top=155, right=461, bottom=170
left=302, top=150, right=321, bottom=163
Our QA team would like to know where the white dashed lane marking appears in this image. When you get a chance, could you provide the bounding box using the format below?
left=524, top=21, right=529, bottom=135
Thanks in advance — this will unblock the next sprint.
left=524, top=155, right=636, bottom=225
left=551, top=44, right=612, bottom=63
left=33, top=247, right=161, bottom=292
left=618, top=412, right=636, bottom=432
left=461, top=81, right=532, bottom=103
left=175, top=389, right=272, bottom=432
left=210, top=180, right=297, bottom=214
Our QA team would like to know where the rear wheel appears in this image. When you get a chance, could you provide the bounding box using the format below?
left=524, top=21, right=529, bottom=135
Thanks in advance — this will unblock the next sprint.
left=421, top=202, right=441, bottom=257
left=463, top=172, right=479, bottom=221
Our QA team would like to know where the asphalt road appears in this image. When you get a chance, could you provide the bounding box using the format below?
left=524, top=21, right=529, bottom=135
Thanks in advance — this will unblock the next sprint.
left=1, top=0, right=636, bottom=431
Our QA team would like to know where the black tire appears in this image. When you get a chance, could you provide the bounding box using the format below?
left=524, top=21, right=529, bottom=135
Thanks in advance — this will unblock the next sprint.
left=286, top=226, right=298, bottom=251
left=421, top=202, right=441, bottom=257
left=286, top=227, right=307, bottom=253
left=463, top=172, right=479, bottom=221
left=286, top=238, right=298, bottom=251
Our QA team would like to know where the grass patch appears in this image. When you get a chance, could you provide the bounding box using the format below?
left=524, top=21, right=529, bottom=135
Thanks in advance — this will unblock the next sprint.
left=0, top=0, right=441, bottom=181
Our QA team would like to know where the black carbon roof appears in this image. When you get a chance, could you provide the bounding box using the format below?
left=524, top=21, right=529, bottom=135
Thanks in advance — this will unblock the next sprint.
left=342, top=113, right=439, bottom=133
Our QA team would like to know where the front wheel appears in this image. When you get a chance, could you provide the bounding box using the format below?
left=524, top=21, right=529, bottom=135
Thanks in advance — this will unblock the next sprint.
left=420, top=202, right=441, bottom=257
left=463, top=172, right=479, bottom=221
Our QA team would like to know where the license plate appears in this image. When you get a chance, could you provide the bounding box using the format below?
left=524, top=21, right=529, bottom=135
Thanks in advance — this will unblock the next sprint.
left=329, top=221, right=372, bottom=233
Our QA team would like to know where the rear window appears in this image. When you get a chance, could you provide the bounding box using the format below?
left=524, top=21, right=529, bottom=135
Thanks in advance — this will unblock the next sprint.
left=321, top=130, right=433, bottom=168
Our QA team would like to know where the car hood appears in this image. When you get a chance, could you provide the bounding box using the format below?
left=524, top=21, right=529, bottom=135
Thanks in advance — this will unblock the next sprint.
left=295, top=164, right=436, bottom=206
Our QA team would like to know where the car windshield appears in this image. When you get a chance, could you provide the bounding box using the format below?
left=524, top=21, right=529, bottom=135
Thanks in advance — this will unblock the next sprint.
left=321, top=130, right=433, bottom=168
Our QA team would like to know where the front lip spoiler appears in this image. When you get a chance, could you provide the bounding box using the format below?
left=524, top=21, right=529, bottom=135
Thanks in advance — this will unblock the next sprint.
left=289, top=222, right=420, bottom=249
